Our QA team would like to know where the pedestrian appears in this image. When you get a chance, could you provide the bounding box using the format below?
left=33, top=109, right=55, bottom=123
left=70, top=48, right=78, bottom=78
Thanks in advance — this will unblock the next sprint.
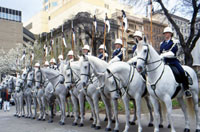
left=1, top=87, right=11, bottom=112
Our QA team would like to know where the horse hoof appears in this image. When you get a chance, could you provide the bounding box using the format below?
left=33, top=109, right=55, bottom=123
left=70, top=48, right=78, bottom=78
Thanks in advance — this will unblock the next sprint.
left=129, top=121, right=136, bottom=125
left=18, top=116, right=21, bottom=118
left=95, top=126, right=101, bottom=130
left=79, top=123, right=84, bottom=127
left=112, top=120, right=115, bottom=123
left=37, top=118, right=41, bottom=121
left=32, top=117, right=35, bottom=120
left=184, top=128, right=190, bottom=132
left=159, top=124, right=164, bottom=128
left=89, top=117, right=94, bottom=121
left=72, top=123, right=78, bottom=126
left=70, top=115, right=74, bottom=118
left=105, top=128, right=112, bottom=131
left=104, top=117, right=108, bottom=121
left=28, top=117, right=31, bottom=119
left=22, top=115, right=25, bottom=117
left=196, top=129, right=200, bottom=132
left=48, top=120, right=53, bottom=123
left=59, top=122, right=65, bottom=125
left=42, top=119, right=46, bottom=121
left=148, top=123, right=154, bottom=127
left=168, top=124, right=171, bottom=128
left=14, top=114, right=17, bottom=117
left=91, top=124, right=96, bottom=128
left=112, top=130, right=119, bottom=132
left=78, top=116, right=81, bottom=119
left=67, top=115, right=70, bottom=118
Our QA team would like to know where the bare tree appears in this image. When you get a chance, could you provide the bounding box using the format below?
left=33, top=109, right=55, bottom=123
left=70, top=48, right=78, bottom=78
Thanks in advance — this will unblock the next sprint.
left=123, top=0, right=200, bottom=66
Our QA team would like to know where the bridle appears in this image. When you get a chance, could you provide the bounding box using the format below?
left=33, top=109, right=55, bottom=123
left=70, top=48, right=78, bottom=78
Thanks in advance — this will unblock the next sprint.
left=65, top=67, right=80, bottom=86
left=27, top=71, right=35, bottom=86
left=80, top=61, right=94, bottom=84
left=137, top=44, right=162, bottom=72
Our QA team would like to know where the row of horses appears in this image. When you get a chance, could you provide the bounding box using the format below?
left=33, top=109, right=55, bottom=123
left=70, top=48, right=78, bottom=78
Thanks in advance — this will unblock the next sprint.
left=0, top=40, right=199, bottom=132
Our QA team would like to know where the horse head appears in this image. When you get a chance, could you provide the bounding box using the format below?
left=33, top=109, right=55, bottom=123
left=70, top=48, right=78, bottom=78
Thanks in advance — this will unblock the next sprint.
left=27, top=69, right=35, bottom=88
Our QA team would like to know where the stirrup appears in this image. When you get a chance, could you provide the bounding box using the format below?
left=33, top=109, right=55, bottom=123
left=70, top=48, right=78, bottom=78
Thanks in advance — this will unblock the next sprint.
left=185, top=90, right=192, bottom=98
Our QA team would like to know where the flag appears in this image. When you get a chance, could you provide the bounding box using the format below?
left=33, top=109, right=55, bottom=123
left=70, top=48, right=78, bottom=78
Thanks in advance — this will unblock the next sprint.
left=104, top=13, right=110, bottom=33
left=62, top=24, right=67, bottom=48
left=122, top=10, right=128, bottom=32
left=93, top=15, right=97, bottom=33
left=31, top=51, right=34, bottom=61
left=45, top=46, right=48, bottom=57
left=20, top=51, right=26, bottom=61
left=71, top=21, right=75, bottom=44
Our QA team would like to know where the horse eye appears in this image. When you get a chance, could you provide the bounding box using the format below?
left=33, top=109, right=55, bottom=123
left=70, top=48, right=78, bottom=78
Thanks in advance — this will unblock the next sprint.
left=67, top=74, right=70, bottom=77
left=144, top=49, right=147, bottom=53
left=84, top=66, right=87, bottom=69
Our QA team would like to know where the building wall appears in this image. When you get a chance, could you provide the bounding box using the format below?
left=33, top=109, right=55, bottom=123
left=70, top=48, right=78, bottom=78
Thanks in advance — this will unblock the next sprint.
left=0, top=19, right=23, bottom=51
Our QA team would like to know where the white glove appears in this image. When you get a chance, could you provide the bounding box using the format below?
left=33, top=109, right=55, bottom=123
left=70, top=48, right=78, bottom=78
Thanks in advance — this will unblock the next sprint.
left=121, top=47, right=126, bottom=52
left=109, top=56, right=120, bottom=64
left=127, top=56, right=137, bottom=65
left=160, top=51, right=175, bottom=58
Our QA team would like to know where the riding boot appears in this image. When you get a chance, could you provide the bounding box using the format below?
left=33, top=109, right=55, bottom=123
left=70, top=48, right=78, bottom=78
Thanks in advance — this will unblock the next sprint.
left=182, top=78, right=192, bottom=98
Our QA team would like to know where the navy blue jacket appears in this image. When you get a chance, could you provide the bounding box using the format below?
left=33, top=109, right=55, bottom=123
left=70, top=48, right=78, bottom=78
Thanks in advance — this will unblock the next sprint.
left=98, top=53, right=108, bottom=61
left=160, top=39, right=179, bottom=64
left=112, top=48, right=123, bottom=61
left=132, top=45, right=137, bottom=54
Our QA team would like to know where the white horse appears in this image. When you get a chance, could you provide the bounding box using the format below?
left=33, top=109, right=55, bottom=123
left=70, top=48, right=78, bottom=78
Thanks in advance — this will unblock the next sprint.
left=15, top=74, right=25, bottom=118
left=99, top=61, right=156, bottom=132
left=35, top=67, right=68, bottom=125
left=7, top=76, right=18, bottom=116
left=60, top=61, right=86, bottom=127
left=21, top=68, right=33, bottom=118
left=26, top=68, right=38, bottom=119
left=136, top=39, right=200, bottom=132
left=80, top=55, right=121, bottom=131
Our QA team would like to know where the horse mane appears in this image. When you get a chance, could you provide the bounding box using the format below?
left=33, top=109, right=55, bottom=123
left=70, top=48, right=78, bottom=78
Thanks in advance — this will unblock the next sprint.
left=41, top=68, right=60, bottom=76
left=107, top=61, right=130, bottom=74
left=87, top=55, right=109, bottom=73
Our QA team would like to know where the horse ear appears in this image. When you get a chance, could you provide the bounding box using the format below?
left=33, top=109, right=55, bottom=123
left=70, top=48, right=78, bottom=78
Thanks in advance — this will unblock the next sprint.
left=143, top=36, right=147, bottom=43
left=135, top=38, right=139, bottom=44
left=106, top=68, right=111, bottom=74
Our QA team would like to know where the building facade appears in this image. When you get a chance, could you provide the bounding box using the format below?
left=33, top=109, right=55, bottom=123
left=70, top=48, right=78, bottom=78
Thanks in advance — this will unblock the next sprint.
left=0, top=6, right=35, bottom=51
left=24, top=0, right=134, bottom=34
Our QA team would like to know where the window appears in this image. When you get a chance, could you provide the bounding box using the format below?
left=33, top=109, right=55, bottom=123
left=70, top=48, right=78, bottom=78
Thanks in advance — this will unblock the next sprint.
left=44, top=0, right=48, bottom=3
left=52, top=2, right=58, bottom=7
left=45, top=5, right=48, bottom=11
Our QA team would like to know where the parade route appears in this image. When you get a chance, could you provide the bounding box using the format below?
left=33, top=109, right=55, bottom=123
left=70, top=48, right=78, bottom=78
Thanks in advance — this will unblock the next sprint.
left=0, top=106, right=197, bottom=132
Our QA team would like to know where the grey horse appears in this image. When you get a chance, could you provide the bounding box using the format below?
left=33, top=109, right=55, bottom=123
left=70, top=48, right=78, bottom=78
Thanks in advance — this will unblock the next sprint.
left=35, top=67, right=68, bottom=125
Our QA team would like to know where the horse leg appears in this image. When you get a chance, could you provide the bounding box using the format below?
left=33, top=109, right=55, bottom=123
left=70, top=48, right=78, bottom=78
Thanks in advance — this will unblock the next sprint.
left=86, top=96, right=96, bottom=128
left=71, top=95, right=78, bottom=126
left=130, top=99, right=137, bottom=125
left=163, top=95, right=176, bottom=132
left=69, top=97, right=74, bottom=117
left=135, top=95, right=142, bottom=132
left=176, top=97, right=190, bottom=130
left=100, top=93, right=112, bottom=131
left=150, top=96, right=160, bottom=132
left=59, top=95, right=66, bottom=125
left=122, top=95, right=130, bottom=132
left=28, top=96, right=32, bottom=118
left=32, top=97, right=37, bottom=119
left=66, top=97, right=70, bottom=117
left=14, top=97, right=18, bottom=116
left=42, top=97, right=46, bottom=121
left=78, top=93, right=85, bottom=127
left=144, top=96, right=154, bottom=127
left=112, top=99, right=119, bottom=132
left=93, top=94, right=101, bottom=129
left=192, top=92, right=200, bottom=131
left=37, top=98, right=42, bottom=120
left=158, top=102, right=164, bottom=128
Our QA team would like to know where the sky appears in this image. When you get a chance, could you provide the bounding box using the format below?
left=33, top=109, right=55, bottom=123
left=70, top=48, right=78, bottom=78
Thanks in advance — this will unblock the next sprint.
left=0, top=0, right=42, bottom=22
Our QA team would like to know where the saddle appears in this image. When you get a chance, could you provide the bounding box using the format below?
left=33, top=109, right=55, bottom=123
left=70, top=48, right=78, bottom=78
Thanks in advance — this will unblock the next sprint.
left=169, top=65, right=193, bottom=99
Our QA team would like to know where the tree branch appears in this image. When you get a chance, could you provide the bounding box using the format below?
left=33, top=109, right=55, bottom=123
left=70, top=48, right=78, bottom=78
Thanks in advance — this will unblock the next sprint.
left=189, top=29, right=200, bottom=52
left=156, top=0, right=186, bottom=48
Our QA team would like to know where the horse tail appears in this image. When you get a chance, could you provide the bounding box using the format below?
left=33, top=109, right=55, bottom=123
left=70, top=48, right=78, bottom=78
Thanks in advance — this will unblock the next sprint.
left=160, top=101, right=167, bottom=122
left=186, top=97, right=195, bottom=119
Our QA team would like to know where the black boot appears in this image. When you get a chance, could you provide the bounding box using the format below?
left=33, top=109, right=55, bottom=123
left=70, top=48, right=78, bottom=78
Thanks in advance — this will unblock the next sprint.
left=183, top=82, right=192, bottom=98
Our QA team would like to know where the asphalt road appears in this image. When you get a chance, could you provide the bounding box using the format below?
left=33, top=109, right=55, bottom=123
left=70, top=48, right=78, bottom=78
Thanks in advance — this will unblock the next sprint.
left=0, top=106, right=197, bottom=132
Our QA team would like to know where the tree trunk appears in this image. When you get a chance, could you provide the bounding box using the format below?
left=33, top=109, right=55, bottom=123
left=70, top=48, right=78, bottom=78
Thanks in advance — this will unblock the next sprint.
left=184, top=51, right=193, bottom=66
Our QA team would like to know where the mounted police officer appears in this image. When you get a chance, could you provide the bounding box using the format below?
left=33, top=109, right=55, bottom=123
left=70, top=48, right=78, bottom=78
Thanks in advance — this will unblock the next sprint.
left=57, top=54, right=64, bottom=69
left=82, top=45, right=91, bottom=55
left=44, top=61, right=49, bottom=68
left=109, top=38, right=124, bottom=63
left=49, top=58, right=57, bottom=70
left=132, top=31, right=143, bottom=54
left=160, top=27, right=192, bottom=98
left=67, top=50, right=74, bottom=62
left=98, top=44, right=108, bottom=62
